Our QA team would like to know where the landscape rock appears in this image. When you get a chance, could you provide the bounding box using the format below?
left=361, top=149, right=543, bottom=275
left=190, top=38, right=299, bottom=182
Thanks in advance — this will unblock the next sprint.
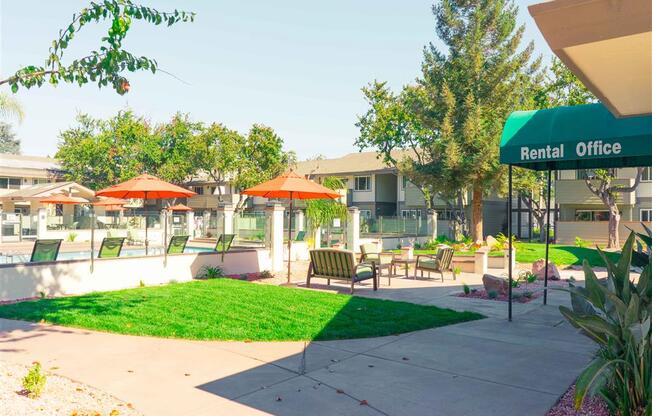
left=482, top=274, right=509, bottom=295
left=485, top=235, right=498, bottom=249
left=532, top=259, right=561, bottom=281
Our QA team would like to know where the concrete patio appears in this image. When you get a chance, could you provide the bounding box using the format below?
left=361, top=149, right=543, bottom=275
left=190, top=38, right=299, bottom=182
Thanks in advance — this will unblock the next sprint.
left=0, top=265, right=596, bottom=416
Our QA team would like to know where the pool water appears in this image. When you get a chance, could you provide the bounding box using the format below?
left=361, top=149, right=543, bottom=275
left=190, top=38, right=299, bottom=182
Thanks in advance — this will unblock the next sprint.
left=0, top=245, right=214, bottom=264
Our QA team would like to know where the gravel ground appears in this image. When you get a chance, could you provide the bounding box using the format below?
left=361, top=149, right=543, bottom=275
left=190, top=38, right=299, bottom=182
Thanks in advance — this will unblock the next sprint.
left=546, top=384, right=610, bottom=416
left=0, top=360, right=142, bottom=416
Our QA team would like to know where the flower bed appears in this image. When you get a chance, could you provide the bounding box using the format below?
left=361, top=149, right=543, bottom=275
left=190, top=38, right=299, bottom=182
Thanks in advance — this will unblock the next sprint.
left=224, top=271, right=275, bottom=281
left=546, top=384, right=609, bottom=416
left=457, top=280, right=569, bottom=303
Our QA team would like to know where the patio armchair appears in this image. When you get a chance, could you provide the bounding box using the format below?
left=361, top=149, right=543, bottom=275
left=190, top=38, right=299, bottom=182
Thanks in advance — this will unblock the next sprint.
left=98, top=237, right=125, bottom=258
left=167, top=235, right=189, bottom=255
left=215, top=234, right=236, bottom=253
left=359, top=243, right=394, bottom=286
left=307, top=249, right=377, bottom=294
left=30, top=239, right=62, bottom=263
left=415, top=247, right=456, bottom=282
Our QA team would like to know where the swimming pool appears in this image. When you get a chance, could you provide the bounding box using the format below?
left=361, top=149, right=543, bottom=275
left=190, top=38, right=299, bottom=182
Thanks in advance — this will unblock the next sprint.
left=0, top=245, right=214, bottom=264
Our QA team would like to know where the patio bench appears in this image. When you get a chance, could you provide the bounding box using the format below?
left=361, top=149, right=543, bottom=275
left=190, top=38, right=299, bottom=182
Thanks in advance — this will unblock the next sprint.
left=307, top=249, right=377, bottom=294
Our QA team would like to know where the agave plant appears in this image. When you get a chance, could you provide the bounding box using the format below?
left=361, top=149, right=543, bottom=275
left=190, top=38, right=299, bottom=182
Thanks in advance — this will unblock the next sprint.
left=560, top=232, right=652, bottom=415
left=630, top=223, right=652, bottom=268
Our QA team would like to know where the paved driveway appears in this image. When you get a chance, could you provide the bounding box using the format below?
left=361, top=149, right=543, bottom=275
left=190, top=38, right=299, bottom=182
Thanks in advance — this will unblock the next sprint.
left=0, top=291, right=594, bottom=416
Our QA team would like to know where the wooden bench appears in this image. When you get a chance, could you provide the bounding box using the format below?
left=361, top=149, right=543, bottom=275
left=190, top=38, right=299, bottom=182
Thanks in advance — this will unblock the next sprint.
left=307, top=249, right=377, bottom=294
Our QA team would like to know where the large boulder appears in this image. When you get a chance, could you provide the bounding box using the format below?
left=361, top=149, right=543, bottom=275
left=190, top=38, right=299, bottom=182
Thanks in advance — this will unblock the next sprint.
left=482, top=274, right=509, bottom=296
left=532, top=259, right=561, bottom=281
left=486, top=235, right=498, bottom=249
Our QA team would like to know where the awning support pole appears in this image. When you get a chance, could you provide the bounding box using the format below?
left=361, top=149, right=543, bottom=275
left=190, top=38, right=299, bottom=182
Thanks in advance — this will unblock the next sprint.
left=90, top=206, right=95, bottom=273
left=543, top=169, right=552, bottom=305
left=508, top=165, right=513, bottom=322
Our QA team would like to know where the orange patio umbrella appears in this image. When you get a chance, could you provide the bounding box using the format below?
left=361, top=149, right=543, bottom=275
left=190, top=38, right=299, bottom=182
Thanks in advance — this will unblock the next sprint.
left=40, top=194, right=89, bottom=205
left=93, top=197, right=127, bottom=212
left=242, top=170, right=341, bottom=283
left=96, top=174, right=196, bottom=255
left=168, top=203, right=193, bottom=212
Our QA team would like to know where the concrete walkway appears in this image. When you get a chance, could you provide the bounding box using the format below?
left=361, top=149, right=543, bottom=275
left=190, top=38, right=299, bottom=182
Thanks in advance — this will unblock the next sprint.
left=0, top=280, right=595, bottom=416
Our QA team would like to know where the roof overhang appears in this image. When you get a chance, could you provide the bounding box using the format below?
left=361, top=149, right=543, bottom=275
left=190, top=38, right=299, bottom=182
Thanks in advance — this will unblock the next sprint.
left=500, top=103, right=652, bottom=170
left=529, top=0, right=652, bottom=117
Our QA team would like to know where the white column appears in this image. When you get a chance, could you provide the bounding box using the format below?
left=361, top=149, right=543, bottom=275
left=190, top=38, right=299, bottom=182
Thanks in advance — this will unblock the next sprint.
left=186, top=211, right=194, bottom=237
left=474, top=247, right=488, bottom=275
left=219, top=204, right=235, bottom=235
left=295, top=210, right=305, bottom=232
left=266, top=203, right=285, bottom=272
left=202, top=210, right=211, bottom=237
left=428, top=209, right=438, bottom=241
left=0, top=208, right=3, bottom=241
left=37, top=207, right=47, bottom=239
left=347, top=206, right=360, bottom=253
left=313, top=226, right=322, bottom=249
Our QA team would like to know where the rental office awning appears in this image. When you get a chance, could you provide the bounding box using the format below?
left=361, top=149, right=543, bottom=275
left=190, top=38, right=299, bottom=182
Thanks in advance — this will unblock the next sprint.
left=500, top=103, right=652, bottom=171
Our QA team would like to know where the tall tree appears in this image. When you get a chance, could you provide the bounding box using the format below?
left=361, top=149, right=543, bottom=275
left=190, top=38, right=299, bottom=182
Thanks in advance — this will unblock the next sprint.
left=357, top=0, right=539, bottom=241
left=0, top=93, right=24, bottom=121
left=0, top=122, right=20, bottom=154
left=0, top=1, right=194, bottom=95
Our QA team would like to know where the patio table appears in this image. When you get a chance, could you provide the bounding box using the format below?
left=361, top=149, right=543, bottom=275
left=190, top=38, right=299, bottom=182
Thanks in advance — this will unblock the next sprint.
left=390, top=257, right=417, bottom=279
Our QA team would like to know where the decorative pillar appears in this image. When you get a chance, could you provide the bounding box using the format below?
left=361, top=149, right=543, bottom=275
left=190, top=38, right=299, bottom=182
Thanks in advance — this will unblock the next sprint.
left=313, top=226, right=322, bottom=249
left=218, top=203, right=235, bottom=235
left=474, top=247, right=488, bottom=275
left=266, top=203, right=285, bottom=272
left=37, top=207, right=47, bottom=239
left=428, top=209, right=438, bottom=241
left=0, top=208, right=3, bottom=241
left=347, top=206, right=360, bottom=253
left=295, top=210, right=305, bottom=233
left=186, top=211, right=194, bottom=238
left=202, top=210, right=211, bottom=237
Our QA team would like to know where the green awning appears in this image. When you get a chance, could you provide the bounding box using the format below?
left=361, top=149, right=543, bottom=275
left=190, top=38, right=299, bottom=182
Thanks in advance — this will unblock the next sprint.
left=500, top=103, right=652, bottom=171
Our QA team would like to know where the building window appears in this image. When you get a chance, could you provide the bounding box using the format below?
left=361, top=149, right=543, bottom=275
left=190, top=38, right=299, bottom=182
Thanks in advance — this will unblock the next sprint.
left=641, top=209, right=652, bottom=222
left=192, top=186, right=204, bottom=195
left=55, top=204, right=64, bottom=216
left=354, top=176, right=371, bottom=191
left=435, top=210, right=454, bottom=220
left=641, top=167, right=652, bottom=182
left=575, top=210, right=610, bottom=221
left=32, top=178, right=49, bottom=185
left=401, top=209, right=421, bottom=219
left=401, top=175, right=409, bottom=189
left=0, top=177, right=21, bottom=189
left=359, top=209, right=372, bottom=219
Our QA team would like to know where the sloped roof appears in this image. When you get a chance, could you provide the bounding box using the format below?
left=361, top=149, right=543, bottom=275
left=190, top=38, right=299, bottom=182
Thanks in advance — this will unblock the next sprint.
left=0, top=153, right=62, bottom=178
left=1, top=181, right=95, bottom=201
left=295, top=150, right=415, bottom=177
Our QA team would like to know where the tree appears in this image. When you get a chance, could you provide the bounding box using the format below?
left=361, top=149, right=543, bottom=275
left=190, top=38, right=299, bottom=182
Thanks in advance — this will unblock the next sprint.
left=357, top=1, right=539, bottom=241
left=512, top=168, right=549, bottom=242
left=232, top=125, right=295, bottom=211
left=0, top=93, right=24, bottom=121
left=305, top=177, right=348, bottom=246
left=0, top=1, right=194, bottom=95
left=155, top=113, right=204, bottom=184
left=0, top=122, right=20, bottom=154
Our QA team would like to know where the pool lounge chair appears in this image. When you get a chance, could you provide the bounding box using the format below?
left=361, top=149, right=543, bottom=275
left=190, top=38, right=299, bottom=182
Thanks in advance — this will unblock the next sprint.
left=294, top=230, right=306, bottom=241
left=98, top=237, right=126, bottom=258
left=30, top=239, right=62, bottom=263
left=307, top=249, right=377, bottom=294
left=215, top=234, right=235, bottom=253
left=167, top=235, right=190, bottom=254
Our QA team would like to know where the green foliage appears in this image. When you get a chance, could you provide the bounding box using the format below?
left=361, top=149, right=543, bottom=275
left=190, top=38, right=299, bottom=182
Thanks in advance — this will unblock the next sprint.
left=487, top=290, right=498, bottom=299
left=198, top=265, right=224, bottom=279
left=560, top=233, right=651, bottom=414
left=494, top=233, right=517, bottom=251
left=631, top=223, right=652, bottom=268
left=462, top=283, right=470, bottom=295
left=522, top=291, right=533, bottom=299
left=66, top=232, right=78, bottom=242
left=22, top=362, right=47, bottom=399
left=1, top=1, right=194, bottom=95
left=258, top=270, right=274, bottom=279
left=305, top=177, right=347, bottom=229
left=0, top=122, right=20, bottom=154
left=575, top=236, right=592, bottom=248
left=534, top=58, right=596, bottom=109
left=0, top=92, right=24, bottom=121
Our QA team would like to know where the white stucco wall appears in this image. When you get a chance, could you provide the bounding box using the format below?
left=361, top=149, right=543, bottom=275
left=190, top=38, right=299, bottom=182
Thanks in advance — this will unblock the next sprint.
left=0, top=249, right=272, bottom=301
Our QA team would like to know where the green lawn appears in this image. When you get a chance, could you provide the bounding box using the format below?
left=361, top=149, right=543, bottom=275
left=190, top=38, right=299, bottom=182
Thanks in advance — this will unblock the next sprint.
left=406, top=242, right=620, bottom=267
left=0, top=279, right=482, bottom=341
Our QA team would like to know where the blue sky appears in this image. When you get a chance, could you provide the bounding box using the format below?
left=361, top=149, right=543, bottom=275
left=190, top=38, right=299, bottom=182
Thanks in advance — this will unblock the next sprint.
left=1, top=0, right=551, bottom=159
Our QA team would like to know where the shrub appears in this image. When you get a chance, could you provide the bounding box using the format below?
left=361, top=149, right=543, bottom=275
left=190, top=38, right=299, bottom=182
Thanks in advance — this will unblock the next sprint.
left=462, top=283, right=470, bottom=295
left=487, top=290, right=498, bottom=299
left=22, top=362, right=46, bottom=399
left=494, top=232, right=517, bottom=251
left=512, top=292, right=522, bottom=300
left=198, top=265, right=224, bottom=279
left=139, top=280, right=145, bottom=288
left=258, top=270, right=274, bottom=279
left=561, top=232, right=651, bottom=415
left=575, top=236, right=592, bottom=248
left=522, top=291, right=533, bottom=299
left=414, top=242, right=422, bottom=250
left=453, top=266, right=462, bottom=276
left=66, top=232, right=77, bottom=242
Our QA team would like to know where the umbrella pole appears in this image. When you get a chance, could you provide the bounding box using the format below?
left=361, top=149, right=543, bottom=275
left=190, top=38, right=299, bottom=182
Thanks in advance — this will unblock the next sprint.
left=144, top=191, right=149, bottom=256
left=287, top=195, right=293, bottom=284
left=90, top=206, right=95, bottom=273
left=164, top=208, right=168, bottom=267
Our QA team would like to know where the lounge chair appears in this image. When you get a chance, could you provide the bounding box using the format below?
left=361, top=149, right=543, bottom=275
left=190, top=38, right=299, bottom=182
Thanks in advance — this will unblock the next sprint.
left=307, top=249, right=377, bottom=294
left=30, top=239, right=62, bottom=263
left=295, top=230, right=306, bottom=241
left=167, top=235, right=189, bottom=254
left=98, top=237, right=125, bottom=258
left=415, top=247, right=456, bottom=281
left=215, top=234, right=236, bottom=253
left=359, top=243, right=394, bottom=285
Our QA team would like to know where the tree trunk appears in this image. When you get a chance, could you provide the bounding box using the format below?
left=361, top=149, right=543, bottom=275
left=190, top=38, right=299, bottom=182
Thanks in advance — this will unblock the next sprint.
left=535, top=214, right=547, bottom=243
left=608, top=206, right=620, bottom=249
left=471, top=183, right=483, bottom=242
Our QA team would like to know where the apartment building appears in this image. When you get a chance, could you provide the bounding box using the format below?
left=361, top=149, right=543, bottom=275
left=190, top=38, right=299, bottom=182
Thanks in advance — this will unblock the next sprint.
left=0, top=154, right=61, bottom=199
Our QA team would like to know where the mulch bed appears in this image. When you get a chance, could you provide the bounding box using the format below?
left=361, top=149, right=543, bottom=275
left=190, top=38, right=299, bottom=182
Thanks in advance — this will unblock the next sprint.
left=546, top=384, right=609, bottom=416
left=224, top=272, right=275, bottom=282
left=457, top=280, right=569, bottom=303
